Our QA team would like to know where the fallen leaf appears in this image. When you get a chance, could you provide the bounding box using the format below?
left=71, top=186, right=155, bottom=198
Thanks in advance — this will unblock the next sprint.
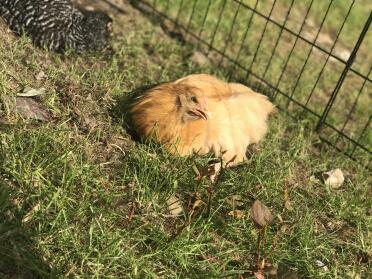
left=209, top=163, right=222, bottom=182
left=283, top=188, right=293, bottom=211
left=35, top=71, right=46, bottom=81
left=226, top=195, right=244, bottom=208
left=192, top=199, right=205, bottom=210
left=82, top=114, right=98, bottom=130
left=166, top=195, right=184, bottom=216
left=22, top=203, right=40, bottom=223
left=251, top=200, right=273, bottom=229
left=280, top=224, right=290, bottom=233
left=309, top=175, right=320, bottom=183
left=284, top=200, right=292, bottom=210
left=228, top=210, right=245, bottom=219
left=323, top=168, right=344, bottom=189
left=18, top=87, right=47, bottom=97
left=16, top=97, right=50, bottom=121
left=254, top=271, right=265, bottom=279
left=314, top=260, right=328, bottom=272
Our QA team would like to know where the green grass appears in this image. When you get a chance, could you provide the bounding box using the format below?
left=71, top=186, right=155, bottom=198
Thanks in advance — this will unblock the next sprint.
left=0, top=1, right=371, bottom=278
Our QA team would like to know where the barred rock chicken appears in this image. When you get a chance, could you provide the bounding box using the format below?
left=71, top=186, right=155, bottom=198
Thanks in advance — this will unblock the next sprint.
left=130, top=74, right=275, bottom=165
left=0, top=0, right=112, bottom=52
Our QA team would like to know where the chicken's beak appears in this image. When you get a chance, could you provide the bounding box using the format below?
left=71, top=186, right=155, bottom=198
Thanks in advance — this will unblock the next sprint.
left=195, top=109, right=209, bottom=120
left=189, top=105, right=209, bottom=121
left=186, top=96, right=210, bottom=121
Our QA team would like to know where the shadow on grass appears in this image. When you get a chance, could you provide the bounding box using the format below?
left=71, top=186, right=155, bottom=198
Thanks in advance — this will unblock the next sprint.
left=128, top=0, right=187, bottom=44
left=0, top=180, right=53, bottom=278
left=110, top=82, right=163, bottom=141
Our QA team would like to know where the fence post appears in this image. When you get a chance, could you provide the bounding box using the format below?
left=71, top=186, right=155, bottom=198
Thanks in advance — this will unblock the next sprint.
left=316, top=11, right=372, bottom=131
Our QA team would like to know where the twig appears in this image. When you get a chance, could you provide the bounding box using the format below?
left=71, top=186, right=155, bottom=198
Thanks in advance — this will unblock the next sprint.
left=263, top=224, right=282, bottom=261
left=207, top=155, right=236, bottom=216
left=256, top=228, right=263, bottom=270
left=127, top=201, right=136, bottom=226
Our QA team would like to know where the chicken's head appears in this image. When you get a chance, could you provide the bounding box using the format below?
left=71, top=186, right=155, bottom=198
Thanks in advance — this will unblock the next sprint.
left=176, top=89, right=209, bottom=123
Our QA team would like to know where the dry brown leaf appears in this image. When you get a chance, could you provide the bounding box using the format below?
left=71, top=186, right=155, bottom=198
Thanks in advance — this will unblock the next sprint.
left=314, top=260, right=328, bottom=272
left=16, top=97, right=50, bottom=121
left=35, top=71, right=46, bottom=81
left=283, top=188, right=293, bottom=211
left=192, top=199, right=205, bottom=210
left=323, top=168, right=344, bottom=189
left=228, top=210, right=245, bottom=219
left=280, top=224, right=290, bottom=233
left=22, top=203, right=40, bottom=223
left=166, top=195, right=183, bottom=216
left=209, top=163, right=222, bottom=182
left=254, top=271, right=265, bottom=279
left=310, top=175, right=320, bottom=183
left=251, top=200, right=273, bottom=229
left=284, top=199, right=292, bottom=211
left=226, top=195, right=244, bottom=208
left=18, top=87, right=46, bottom=97
left=82, top=114, right=98, bottom=130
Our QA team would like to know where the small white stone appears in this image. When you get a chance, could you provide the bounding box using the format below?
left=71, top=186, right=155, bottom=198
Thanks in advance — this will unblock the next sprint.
left=324, top=168, right=344, bottom=189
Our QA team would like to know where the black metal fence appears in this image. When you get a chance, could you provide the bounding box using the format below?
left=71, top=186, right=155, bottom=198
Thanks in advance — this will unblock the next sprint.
left=132, top=0, right=371, bottom=166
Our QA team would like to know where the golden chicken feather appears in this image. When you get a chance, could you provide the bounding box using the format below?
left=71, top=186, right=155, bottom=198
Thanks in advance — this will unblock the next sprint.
left=130, top=74, right=275, bottom=164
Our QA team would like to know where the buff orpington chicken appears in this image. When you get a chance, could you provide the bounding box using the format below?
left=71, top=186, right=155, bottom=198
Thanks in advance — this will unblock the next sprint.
left=130, top=74, right=275, bottom=165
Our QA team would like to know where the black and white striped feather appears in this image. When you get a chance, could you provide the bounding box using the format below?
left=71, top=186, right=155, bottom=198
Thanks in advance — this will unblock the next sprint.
left=0, top=0, right=112, bottom=52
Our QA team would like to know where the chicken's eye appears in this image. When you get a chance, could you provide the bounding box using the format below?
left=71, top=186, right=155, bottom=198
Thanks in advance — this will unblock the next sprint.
left=190, top=96, right=198, bottom=103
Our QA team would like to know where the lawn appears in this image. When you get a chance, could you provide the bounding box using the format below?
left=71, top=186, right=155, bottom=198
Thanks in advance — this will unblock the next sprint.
left=0, top=0, right=371, bottom=278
